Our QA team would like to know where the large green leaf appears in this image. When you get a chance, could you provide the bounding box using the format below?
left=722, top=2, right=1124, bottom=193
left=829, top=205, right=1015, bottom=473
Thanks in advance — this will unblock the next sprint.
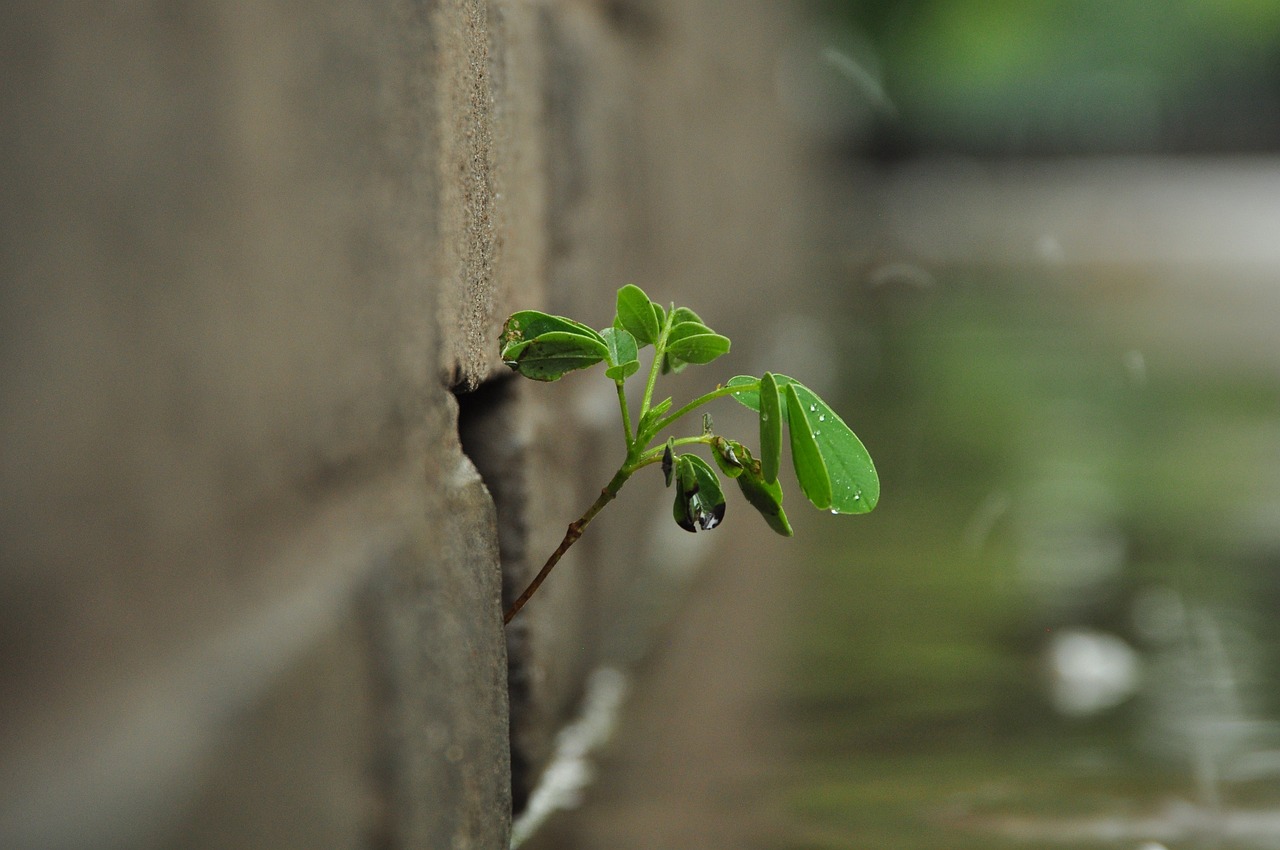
left=787, top=380, right=878, bottom=514
left=601, top=327, right=640, bottom=381
left=615, top=284, right=660, bottom=346
left=503, top=331, right=608, bottom=381
left=785, top=382, right=832, bottom=510
left=730, top=374, right=878, bottom=515
left=759, top=372, right=782, bottom=485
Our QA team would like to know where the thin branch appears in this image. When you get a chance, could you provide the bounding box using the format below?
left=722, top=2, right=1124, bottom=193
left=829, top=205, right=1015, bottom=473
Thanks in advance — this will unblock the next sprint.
left=646, top=381, right=756, bottom=439
left=504, top=466, right=632, bottom=624
left=615, top=380, right=634, bottom=446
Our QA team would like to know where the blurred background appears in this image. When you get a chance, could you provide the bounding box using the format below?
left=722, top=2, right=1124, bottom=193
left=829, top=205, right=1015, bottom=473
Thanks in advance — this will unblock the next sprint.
left=5, top=1, right=1280, bottom=848
left=535, top=2, right=1280, bottom=848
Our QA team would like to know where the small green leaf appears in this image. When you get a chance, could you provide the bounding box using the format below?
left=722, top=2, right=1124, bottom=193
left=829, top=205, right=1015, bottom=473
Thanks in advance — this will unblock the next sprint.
left=686, top=455, right=725, bottom=527
left=785, top=382, right=832, bottom=510
left=502, top=310, right=604, bottom=358
left=606, top=362, right=640, bottom=381
left=665, top=324, right=731, bottom=365
left=504, top=331, right=608, bottom=381
left=759, top=372, right=782, bottom=485
left=601, top=327, right=640, bottom=381
left=669, top=306, right=704, bottom=325
left=672, top=454, right=726, bottom=533
left=637, top=397, right=673, bottom=437
left=726, top=375, right=762, bottom=409
left=616, top=285, right=660, bottom=345
left=736, top=460, right=793, bottom=536
left=710, top=437, right=746, bottom=479
left=652, top=302, right=666, bottom=332
left=666, top=321, right=713, bottom=341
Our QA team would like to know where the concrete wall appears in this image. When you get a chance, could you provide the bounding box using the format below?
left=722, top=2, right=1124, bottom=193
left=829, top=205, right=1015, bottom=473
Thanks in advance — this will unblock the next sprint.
left=0, top=2, right=810, bottom=848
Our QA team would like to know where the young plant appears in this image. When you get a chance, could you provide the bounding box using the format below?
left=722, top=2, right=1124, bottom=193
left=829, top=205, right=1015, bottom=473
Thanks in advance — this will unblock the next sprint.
left=499, top=284, right=879, bottom=624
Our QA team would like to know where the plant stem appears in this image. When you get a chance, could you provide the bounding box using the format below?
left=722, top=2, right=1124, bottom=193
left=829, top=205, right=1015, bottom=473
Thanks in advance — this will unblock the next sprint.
left=504, top=465, right=633, bottom=624
left=615, top=381, right=633, bottom=445
left=646, top=380, right=757, bottom=439
left=634, top=433, right=713, bottom=468
left=638, top=309, right=673, bottom=416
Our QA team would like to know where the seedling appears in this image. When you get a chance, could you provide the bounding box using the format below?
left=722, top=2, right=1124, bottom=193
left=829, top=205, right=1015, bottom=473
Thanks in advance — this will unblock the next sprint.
left=499, top=284, right=879, bottom=623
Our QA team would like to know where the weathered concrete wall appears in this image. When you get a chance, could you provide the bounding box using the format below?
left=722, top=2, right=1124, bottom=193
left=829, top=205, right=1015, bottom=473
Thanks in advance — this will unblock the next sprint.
left=0, top=1, right=811, bottom=848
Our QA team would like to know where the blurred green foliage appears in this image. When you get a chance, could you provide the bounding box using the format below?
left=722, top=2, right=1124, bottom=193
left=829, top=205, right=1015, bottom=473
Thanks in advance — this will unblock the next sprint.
left=778, top=272, right=1280, bottom=846
left=819, top=0, right=1280, bottom=151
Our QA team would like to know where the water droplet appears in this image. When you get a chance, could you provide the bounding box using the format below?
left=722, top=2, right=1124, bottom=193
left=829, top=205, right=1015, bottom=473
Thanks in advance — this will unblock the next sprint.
left=813, top=430, right=820, bottom=436
left=818, top=414, right=826, bottom=422
left=853, top=492, right=861, bottom=501
left=809, top=404, right=816, bottom=412
left=761, top=413, right=768, bottom=421
left=829, top=508, right=839, bottom=515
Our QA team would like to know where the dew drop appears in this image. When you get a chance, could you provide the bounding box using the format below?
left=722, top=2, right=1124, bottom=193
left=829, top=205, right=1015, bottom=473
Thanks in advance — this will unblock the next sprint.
left=829, top=508, right=839, bottom=515
left=809, top=404, right=816, bottom=412
left=853, top=493, right=861, bottom=501
left=818, top=414, right=826, bottom=421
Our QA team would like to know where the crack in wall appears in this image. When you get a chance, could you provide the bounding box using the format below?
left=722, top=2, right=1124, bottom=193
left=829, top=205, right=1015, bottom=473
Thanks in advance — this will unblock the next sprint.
left=453, top=375, right=540, bottom=816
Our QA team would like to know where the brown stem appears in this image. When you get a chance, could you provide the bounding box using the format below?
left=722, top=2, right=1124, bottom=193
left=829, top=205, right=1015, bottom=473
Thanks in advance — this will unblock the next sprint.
left=504, top=468, right=631, bottom=624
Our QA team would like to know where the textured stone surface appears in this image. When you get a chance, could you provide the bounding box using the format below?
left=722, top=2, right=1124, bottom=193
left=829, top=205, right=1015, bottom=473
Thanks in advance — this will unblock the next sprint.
left=0, top=1, right=811, bottom=848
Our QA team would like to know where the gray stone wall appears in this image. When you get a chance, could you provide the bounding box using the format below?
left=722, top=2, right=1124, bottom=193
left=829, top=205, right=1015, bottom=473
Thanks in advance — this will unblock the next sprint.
left=0, top=2, right=809, bottom=848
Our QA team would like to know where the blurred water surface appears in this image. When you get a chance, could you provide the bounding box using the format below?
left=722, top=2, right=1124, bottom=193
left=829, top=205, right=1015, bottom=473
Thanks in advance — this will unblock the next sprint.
left=780, top=167, right=1280, bottom=848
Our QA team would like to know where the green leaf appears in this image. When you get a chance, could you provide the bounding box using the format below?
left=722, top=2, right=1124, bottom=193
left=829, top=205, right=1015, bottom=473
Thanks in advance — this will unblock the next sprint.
left=501, top=310, right=604, bottom=359
left=503, top=331, right=608, bottom=381
left=785, top=382, right=832, bottom=509
left=637, top=397, right=673, bottom=437
left=759, top=372, right=782, bottom=485
left=726, top=375, right=762, bottom=408
left=652, top=302, right=666, bottom=332
left=665, top=322, right=731, bottom=365
left=615, top=285, right=661, bottom=346
left=667, top=321, right=712, bottom=341
left=787, top=380, right=879, bottom=514
left=601, top=327, right=640, bottom=381
left=605, top=362, right=640, bottom=381
left=669, top=306, right=704, bottom=326
left=728, top=374, right=878, bottom=514
left=736, top=460, right=793, bottom=537
left=710, top=437, right=746, bottom=479
left=671, top=454, right=726, bottom=533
